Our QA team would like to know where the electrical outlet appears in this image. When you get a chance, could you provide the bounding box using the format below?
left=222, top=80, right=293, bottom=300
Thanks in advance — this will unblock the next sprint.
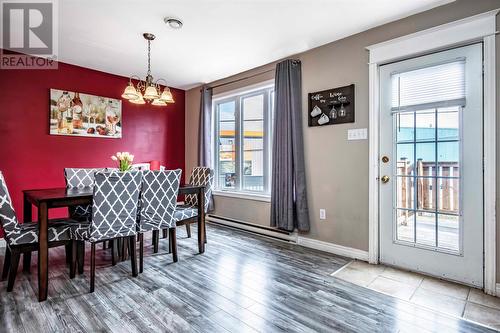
left=319, top=209, right=326, bottom=220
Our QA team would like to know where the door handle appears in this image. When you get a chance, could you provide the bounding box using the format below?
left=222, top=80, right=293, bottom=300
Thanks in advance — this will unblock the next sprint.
left=381, top=175, right=390, bottom=183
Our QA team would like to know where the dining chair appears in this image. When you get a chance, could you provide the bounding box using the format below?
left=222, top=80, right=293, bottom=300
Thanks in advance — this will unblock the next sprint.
left=0, top=171, right=75, bottom=292
left=69, top=171, right=142, bottom=293
left=64, top=168, right=104, bottom=222
left=64, top=168, right=105, bottom=272
left=154, top=167, right=214, bottom=250
left=138, top=169, right=181, bottom=272
left=178, top=167, right=214, bottom=235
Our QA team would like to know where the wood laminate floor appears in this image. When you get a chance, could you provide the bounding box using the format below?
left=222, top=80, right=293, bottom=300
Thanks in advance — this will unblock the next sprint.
left=0, top=223, right=496, bottom=333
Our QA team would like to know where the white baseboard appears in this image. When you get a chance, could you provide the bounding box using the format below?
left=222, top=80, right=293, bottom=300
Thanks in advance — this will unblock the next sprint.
left=207, top=215, right=369, bottom=261
left=297, top=237, right=369, bottom=261
left=207, top=216, right=298, bottom=242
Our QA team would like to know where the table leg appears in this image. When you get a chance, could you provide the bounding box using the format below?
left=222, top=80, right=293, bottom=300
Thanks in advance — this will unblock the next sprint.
left=197, top=188, right=205, bottom=253
left=38, top=202, right=48, bottom=302
left=23, top=193, right=32, bottom=223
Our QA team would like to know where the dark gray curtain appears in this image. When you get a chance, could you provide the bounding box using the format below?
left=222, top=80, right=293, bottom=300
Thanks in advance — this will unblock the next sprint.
left=271, top=59, right=310, bottom=232
left=197, top=86, right=214, bottom=211
left=198, top=86, right=213, bottom=166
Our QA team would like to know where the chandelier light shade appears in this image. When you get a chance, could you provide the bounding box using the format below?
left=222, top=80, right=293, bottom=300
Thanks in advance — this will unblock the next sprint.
left=122, top=33, right=174, bottom=107
left=152, top=98, right=168, bottom=106
left=144, top=85, right=160, bottom=100
left=160, top=87, right=175, bottom=103
left=121, top=82, right=139, bottom=100
left=129, top=94, right=146, bottom=104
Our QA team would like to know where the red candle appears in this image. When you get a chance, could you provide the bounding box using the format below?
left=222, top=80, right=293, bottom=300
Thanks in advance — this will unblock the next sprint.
left=150, top=160, right=161, bottom=170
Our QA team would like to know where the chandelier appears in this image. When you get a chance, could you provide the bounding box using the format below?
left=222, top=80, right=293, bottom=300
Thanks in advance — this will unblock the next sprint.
left=121, top=33, right=174, bottom=106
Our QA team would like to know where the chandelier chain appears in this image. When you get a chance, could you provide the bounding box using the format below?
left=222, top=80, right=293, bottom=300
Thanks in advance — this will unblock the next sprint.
left=147, top=40, right=151, bottom=76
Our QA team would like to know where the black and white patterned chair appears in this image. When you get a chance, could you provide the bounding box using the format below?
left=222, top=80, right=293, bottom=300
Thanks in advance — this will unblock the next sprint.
left=64, top=168, right=106, bottom=270
left=173, top=167, right=214, bottom=242
left=0, top=171, right=75, bottom=292
left=138, top=170, right=181, bottom=272
left=64, top=168, right=104, bottom=222
left=69, top=171, right=142, bottom=292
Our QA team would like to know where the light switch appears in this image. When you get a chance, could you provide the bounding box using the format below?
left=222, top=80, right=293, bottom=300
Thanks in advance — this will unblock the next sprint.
left=347, top=128, right=367, bottom=141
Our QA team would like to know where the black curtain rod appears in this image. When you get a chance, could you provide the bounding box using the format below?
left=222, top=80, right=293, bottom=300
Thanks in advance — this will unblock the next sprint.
left=201, top=68, right=275, bottom=91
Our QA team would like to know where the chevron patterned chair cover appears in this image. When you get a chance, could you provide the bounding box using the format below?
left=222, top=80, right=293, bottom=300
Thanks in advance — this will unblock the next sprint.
left=69, top=171, right=142, bottom=292
left=0, top=171, right=74, bottom=291
left=138, top=169, right=182, bottom=271
left=64, top=168, right=104, bottom=222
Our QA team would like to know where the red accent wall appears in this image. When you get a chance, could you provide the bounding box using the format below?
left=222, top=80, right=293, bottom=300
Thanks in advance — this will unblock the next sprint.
left=0, top=61, right=185, bottom=233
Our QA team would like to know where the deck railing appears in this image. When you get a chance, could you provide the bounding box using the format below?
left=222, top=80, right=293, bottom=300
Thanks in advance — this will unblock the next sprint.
left=397, top=159, right=459, bottom=214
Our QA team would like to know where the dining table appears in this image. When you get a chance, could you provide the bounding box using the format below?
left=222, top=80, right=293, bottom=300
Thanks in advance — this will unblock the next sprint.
left=22, top=184, right=206, bottom=302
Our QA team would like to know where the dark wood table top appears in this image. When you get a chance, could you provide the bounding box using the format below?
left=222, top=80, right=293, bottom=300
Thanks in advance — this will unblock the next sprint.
left=23, top=184, right=205, bottom=204
left=23, top=187, right=93, bottom=203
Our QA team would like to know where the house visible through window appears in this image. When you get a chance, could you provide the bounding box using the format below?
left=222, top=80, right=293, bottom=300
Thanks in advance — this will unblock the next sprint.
left=213, top=83, right=274, bottom=195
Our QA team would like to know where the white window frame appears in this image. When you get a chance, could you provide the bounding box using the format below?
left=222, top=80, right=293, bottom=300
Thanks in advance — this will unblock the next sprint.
left=212, top=80, right=274, bottom=200
left=366, top=9, right=497, bottom=295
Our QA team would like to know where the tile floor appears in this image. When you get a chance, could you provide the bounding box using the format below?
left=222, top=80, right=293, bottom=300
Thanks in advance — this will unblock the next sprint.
left=332, top=260, right=500, bottom=331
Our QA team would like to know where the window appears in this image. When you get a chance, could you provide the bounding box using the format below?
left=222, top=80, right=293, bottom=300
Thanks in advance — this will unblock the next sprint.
left=213, top=84, right=274, bottom=196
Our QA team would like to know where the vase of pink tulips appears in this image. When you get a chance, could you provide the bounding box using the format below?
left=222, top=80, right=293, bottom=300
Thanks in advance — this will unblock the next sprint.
left=111, top=152, right=134, bottom=171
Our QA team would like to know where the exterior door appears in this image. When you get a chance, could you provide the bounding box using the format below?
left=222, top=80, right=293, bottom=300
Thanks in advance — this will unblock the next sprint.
left=379, top=44, right=483, bottom=287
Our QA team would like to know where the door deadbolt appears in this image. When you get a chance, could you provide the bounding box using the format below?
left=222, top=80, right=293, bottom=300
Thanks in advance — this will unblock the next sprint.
left=381, top=175, right=390, bottom=183
left=381, top=156, right=389, bottom=163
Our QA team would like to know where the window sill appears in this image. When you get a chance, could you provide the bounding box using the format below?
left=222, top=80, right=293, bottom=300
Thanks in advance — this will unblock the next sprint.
left=212, top=190, right=271, bottom=202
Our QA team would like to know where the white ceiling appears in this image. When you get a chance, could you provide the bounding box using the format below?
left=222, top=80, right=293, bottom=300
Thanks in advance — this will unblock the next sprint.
left=59, top=0, right=454, bottom=90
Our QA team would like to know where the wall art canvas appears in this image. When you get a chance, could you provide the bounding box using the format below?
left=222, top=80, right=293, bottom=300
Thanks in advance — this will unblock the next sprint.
left=50, top=89, right=122, bottom=138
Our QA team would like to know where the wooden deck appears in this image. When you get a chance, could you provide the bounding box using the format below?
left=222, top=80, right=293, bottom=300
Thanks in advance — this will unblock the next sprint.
left=0, top=224, right=495, bottom=333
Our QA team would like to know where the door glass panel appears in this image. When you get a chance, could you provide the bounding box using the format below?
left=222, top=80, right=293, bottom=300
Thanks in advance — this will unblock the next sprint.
left=396, top=177, right=414, bottom=210
left=393, top=108, right=461, bottom=253
left=242, top=94, right=265, bottom=192
left=416, top=212, right=436, bottom=247
left=218, top=101, right=236, bottom=189
left=396, top=144, right=414, bottom=176
left=396, top=209, right=414, bottom=243
left=415, top=110, right=435, bottom=141
left=438, top=214, right=459, bottom=251
left=438, top=141, right=460, bottom=178
left=396, top=113, right=414, bottom=142
left=416, top=142, right=436, bottom=176
left=417, top=177, right=436, bottom=211
left=437, top=178, right=459, bottom=214
left=437, top=108, right=459, bottom=140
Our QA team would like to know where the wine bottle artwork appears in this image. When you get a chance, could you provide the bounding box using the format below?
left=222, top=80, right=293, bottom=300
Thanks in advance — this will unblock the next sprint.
left=71, top=92, right=83, bottom=129
left=56, top=91, right=71, bottom=134
left=49, top=89, right=122, bottom=138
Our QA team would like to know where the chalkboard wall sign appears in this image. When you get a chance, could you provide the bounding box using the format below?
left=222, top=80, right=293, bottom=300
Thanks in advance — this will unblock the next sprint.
left=308, top=84, right=355, bottom=127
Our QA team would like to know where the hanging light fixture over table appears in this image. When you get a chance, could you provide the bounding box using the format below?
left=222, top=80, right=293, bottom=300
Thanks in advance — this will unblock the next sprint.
left=121, top=33, right=174, bottom=106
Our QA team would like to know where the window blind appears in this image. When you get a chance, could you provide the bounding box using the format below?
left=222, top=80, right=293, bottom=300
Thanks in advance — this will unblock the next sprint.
left=391, top=59, right=466, bottom=113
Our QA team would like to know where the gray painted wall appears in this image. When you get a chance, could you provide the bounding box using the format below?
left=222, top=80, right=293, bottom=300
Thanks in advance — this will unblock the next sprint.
left=185, top=0, right=500, bottom=282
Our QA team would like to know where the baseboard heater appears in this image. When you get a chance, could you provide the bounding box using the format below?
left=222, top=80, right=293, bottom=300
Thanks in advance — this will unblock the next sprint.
left=206, top=214, right=298, bottom=242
